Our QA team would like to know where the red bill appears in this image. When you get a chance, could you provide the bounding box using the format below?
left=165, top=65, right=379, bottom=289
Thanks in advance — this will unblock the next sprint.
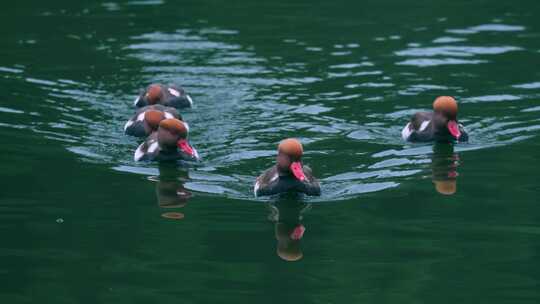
left=290, top=161, right=305, bottom=181
left=447, top=120, right=461, bottom=139
left=177, top=139, right=195, bottom=157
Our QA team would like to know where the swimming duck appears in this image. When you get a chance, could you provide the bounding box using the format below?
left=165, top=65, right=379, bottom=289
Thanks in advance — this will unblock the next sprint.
left=402, top=96, right=468, bottom=142
left=124, top=104, right=186, bottom=137
left=133, top=83, right=193, bottom=109
left=254, top=138, right=321, bottom=197
left=134, top=118, right=199, bottom=162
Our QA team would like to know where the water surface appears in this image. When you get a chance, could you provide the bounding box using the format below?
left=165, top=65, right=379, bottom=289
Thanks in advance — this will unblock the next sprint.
left=1, top=1, right=540, bottom=303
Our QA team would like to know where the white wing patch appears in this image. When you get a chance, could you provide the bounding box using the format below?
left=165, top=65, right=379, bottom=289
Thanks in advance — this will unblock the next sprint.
left=147, top=141, right=159, bottom=153
left=164, top=112, right=174, bottom=119
left=134, top=143, right=145, bottom=161
left=184, top=122, right=190, bottom=132
left=186, top=94, right=193, bottom=105
left=136, top=112, right=145, bottom=121
left=133, top=96, right=140, bottom=106
left=168, top=88, right=180, bottom=97
left=253, top=180, right=260, bottom=197
left=419, top=120, right=431, bottom=132
left=401, top=123, right=413, bottom=141
left=253, top=173, right=278, bottom=197
left=124, top=119, right=134, bottom=131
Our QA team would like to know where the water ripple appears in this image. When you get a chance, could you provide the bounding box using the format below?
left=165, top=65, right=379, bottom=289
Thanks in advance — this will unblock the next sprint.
left=463, top=95, right=522, bottom=103
left=446, top=24, right=525, bottom=34
left=396, top=45, right=522, bottom=57
left=3, top=17, right=540, bottom=204
left=512, top=82, right=540, bottom=89
left=396, top=58, right=488, bottom=67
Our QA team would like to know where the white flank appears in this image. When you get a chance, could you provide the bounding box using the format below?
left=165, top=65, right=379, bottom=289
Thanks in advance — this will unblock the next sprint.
left=168, top=87, right=180, bottom=97
left=401, top=122, right=413, bottom=140
left=186, top=94, right=193, bottom=105
left=419, top=120, right=431, bottom=132
left=134, top=144, right=145, bottom=161
left=124, top=120, right=134, bottom=131
left=164, top=112, right=174, bottom=119
left=270, top=173, right=279, bottom=182
left=184, top=122, right=190, bottom=132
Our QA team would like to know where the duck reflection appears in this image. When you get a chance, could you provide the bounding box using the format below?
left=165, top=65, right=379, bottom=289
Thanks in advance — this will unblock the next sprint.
left=431, top=143, right=461, bottom=195
left=152, top=163, right=192, bottom=219
left=267, top=199, right=311, bottom=262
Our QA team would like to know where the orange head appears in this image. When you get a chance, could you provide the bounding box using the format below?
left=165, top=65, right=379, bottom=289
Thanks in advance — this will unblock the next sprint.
left=146, top=84, right=163, bottom=104
left=144, top=110, right=165, bottom=131
left=278, top=138, right=303, bottom=160
left=433, top=96, right=462, bottom=139
left=277, top=138, right=305, bottom=180
left=433, top=96, right=458, bottom=120
left=159, top=118, right=188, bottom=139
left=158, top=118, right=198, bottom=159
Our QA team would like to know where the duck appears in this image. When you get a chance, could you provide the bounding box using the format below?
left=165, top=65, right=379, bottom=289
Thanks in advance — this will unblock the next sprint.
left=134, top=118, right=200, bottom=162
left=124, top=104, right=187, bottom=137
left=254, top=138, right=321, bottom=197
left=133, top=83, right=193, bottom=109
left=402, top=96, right=468, bottom=142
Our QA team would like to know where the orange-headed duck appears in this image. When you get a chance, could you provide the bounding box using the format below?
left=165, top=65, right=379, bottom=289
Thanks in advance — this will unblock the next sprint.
left=402, top=96, right=468, bottom=142
left=134, top=118, right=199, bottom=162
left=134, top=83, right=193, bottom=109
left=124, top=104, right=187, bottom=137
left=254, top=138, right=321, bottom=197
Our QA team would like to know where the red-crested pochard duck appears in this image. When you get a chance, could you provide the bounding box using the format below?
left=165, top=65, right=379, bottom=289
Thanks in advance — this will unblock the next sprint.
left=134, top=118, right=199, bottom=162
left=402, top=96, right=468, bottom=142
left=254, top=138, right=321, bottom=197
left=134, top=83, right=193, bottom=109
left=124, top=104, right=187, bottom=137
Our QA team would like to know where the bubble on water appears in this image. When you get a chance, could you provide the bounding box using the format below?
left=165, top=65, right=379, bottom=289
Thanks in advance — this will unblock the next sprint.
left=56, top=218, right=64, bottom=224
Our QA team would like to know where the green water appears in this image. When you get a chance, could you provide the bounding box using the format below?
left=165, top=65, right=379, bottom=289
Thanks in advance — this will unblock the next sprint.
left=2, top=1, right=540, bottom=303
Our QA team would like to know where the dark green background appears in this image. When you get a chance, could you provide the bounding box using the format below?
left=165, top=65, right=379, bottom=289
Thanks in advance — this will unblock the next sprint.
left=1, top=1, right=540, bottom=303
